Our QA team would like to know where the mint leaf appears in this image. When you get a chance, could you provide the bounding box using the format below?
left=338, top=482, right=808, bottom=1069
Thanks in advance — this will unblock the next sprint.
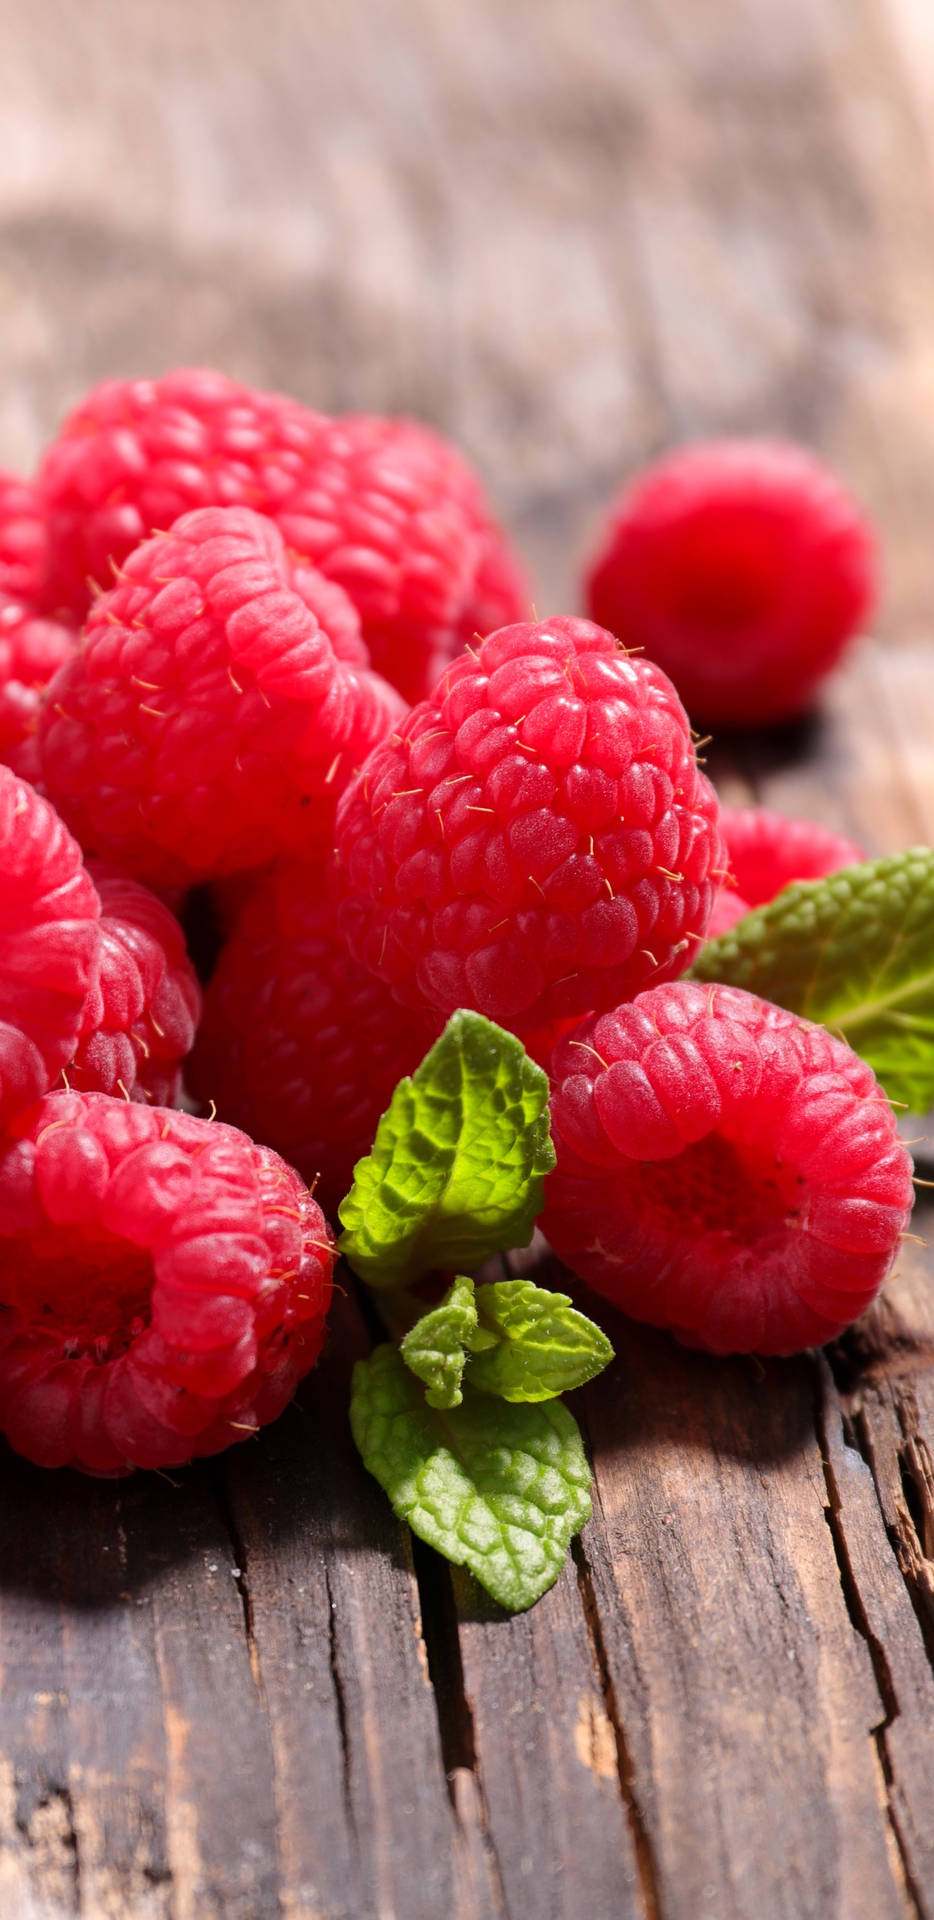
left=400, top=1276, right=488, bottom=1409
left=350, top=1343, right=592, bottom=1611
left=339, top=1011, right=555, bottom=1288
left=399, top=1274, right=614, bottom=1407
left=692, top=848, right=934, bottom=1110
left=468, top=1280, right=615, bottom=1402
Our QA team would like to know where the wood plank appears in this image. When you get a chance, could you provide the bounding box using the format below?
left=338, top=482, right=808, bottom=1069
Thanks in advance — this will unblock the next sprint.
left=579, top=1308, right=912, bottom=1920
left=222, top=1287, right=495, bottom=1920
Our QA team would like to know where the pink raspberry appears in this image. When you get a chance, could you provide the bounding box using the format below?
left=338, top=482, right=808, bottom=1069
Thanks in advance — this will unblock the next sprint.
left=0, top=767, right=100, bottom=1122
left=38, top=506, right=404, bottom=888
left=0, top=1091, right=334, bottom=1473
left=68, top=864, right=201, bottom=1105
left=542, top=982, right=913, bottom=1355
left=720, top=803, right=865, bottom=907
left=189, top=864, right=441, bottom=1218
left=0, top=594, right=76, bottom=782
left=0, top=471, right=47, bottom=603
left=37, top=369, right=527, bottom=702
left=335, top=617, right=724, bottom=1045
left=585, top=440, right=876, bottom=725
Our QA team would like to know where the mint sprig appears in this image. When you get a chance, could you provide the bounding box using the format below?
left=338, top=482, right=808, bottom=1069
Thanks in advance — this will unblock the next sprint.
left=338, top=1010, right=613, bottom=1611
left=401, top=1273, right=613, bottom=1408
left=350, top=1344, right=593, bottom=1612
left=692, top=848, right=934, bottom=1110
left=338, top=1010, right=555, bottom=1289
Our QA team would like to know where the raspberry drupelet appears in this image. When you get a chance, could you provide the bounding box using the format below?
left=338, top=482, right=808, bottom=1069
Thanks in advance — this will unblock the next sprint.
left=335, top=616, right=725, bottom=1047
left=189, top=863, right=441, bottom=1218
left=0, top=1092, right=334, bottom=1472
left=0, top=766, right=100, bottom=1122
left=37, top=369, right=527, bottom=702
left=0, top=471, right=47, bottom=603
left=585, top=439, right=877, bottom=726
left=542, top=981, right=913, bottom=1355
left=38, top=505, right=405, bottom=889
left=69, top=864, right=201, bottom=1106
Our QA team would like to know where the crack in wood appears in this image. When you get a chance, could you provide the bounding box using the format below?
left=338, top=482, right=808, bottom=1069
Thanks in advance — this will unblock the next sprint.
left=212, top=1464, right=265, bottom=1699
left=813, top=1370, right=924, bottom=1919
left=323, top=1557, right=357, bottom=1847
left=572, top=1537, right=662, bottom=1920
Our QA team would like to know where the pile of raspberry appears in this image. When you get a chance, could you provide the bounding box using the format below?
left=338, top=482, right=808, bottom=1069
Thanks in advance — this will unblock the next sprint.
left=0, top=370, right=911, bottom=1474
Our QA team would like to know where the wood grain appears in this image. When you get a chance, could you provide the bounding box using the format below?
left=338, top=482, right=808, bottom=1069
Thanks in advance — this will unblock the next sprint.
left=0, top=0, right=934, bottom=1915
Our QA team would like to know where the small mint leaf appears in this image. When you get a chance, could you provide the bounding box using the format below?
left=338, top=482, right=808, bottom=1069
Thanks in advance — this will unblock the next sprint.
left=400, top=1275, right=479, bottom=1409
left=692, top=849, right=934, bottom=1111
left=349, top=1344, right=592, bottom=1612
left=338, top=1011, right=555, bottom=1288
left=467, top=1280, right=615, bottom=1402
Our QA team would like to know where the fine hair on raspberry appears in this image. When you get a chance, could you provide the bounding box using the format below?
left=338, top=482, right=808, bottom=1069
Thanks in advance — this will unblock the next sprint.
left=542, top=981, right=913, bottom=1355
left=0, top=1092, right=335, bottom=1473
left=38, top=505, right=405, bottom=888
left=585, top=439, right=877, bottom=726
left=335, top=616, right=725, bottom=1045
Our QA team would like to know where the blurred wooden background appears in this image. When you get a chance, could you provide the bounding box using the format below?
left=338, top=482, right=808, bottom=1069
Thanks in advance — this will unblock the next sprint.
left=4, top=0, right=934, bottom=634
left=2, top=4, right=934, bottom=1918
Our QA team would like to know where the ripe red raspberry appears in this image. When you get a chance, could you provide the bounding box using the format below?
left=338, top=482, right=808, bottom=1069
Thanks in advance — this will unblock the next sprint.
left=706, top=885, right=751, bottom=939
left=542, top=982, right=913, bottom=1355
left=37, top=369, right=527, bottom=702
left=38, top=506, right=405, bottom=888
left=0, top=767, right=100, bottom=1122
left=189, top=864, right=441, bottom=1217
left=272, top=412, right=528, bottom=702
left=68, top=864, right=201, bottom=1105
left=720, top=803, right=865, bottom=907
left=0, top=1091, right=334, bottom=1473
left=335, top=617, right=725, bottom=1044
left=0, top=595, right=76, bottom=782
left=585, top=440, right=877, bottom=725
left=0, top=471, right=47, bottom=603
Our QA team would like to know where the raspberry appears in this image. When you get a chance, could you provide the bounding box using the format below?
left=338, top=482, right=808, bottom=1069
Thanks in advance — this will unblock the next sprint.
left=0, top=472, right=47, bottom=603
left=272, top=412, right=528, bottom=702
left=37, top=369, right=527, bottom=702
left=0, top=1091, right=334, bottom=1472
left=542, top=982, right=913, bottom=1355
left=585, top=440, right=876, bottom=725
left=69, top=864, right=201, bottom=1105
left=720, top=804, right=865, bottom=907
left=0, top=595, right=76, bottom=782
left=335, top=616, right=724, bottom=1043
left=189, top=864, right=441, bottom=1217
left=706, top=885, right=751, bottom=939
left=0, top=767, right=100, bottom=1122
left=38, top=506, right=404, bottom=888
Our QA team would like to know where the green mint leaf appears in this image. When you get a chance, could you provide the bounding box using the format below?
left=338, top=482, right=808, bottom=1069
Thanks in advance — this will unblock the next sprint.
left=468, top=1280, right=615, bottom=1402
left=350, top=1343, right=592, bottom=1612
left=399, top=1274, right=614, bottom=1407
left=338, top=1010, right=555, bottom=1288
left=400, top=1275, right=482, bottom=1409
left=692, top=848, right=934, bottom=1111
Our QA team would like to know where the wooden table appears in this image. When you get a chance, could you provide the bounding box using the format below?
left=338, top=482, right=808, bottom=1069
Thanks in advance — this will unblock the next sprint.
left=2, top=2, right=934, bottom=1914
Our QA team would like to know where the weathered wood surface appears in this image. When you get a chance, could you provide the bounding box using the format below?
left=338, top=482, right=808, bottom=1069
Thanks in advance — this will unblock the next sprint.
left=1, top=0, right=934, bottom=1914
